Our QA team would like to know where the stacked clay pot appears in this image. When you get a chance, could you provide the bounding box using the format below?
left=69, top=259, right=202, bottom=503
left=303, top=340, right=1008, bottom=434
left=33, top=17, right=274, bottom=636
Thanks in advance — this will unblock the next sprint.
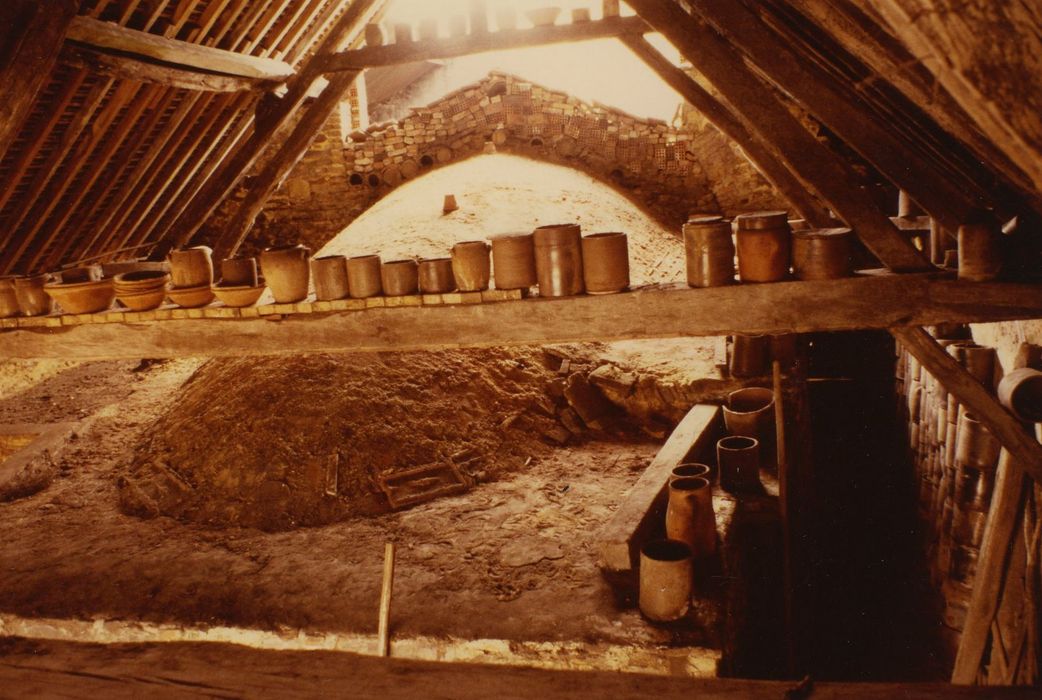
left=168, top=245, right=215, bottom=308
left=213, top=256, right=266, bottom=308
left=114, top=270, right=171, bottom=311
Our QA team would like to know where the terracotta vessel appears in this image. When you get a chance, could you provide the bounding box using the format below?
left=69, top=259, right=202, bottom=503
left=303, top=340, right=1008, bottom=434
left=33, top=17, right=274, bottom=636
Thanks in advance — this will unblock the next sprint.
left=491, top=232, right=537, bottom=290
left=0, top=277, right=19, bottom=318
left=167, top=284, right=214, bottom=308
left=581, top=232, right=629, bottom=294
left=683, top=216, right=734, bottom=288
left=571, top=7, right=591, bottom=22
left=13, top=274, right=54, bottom=316
left=638, top=539, right=692, bottom=622
left=213, top=284, right=266, bottom=308
left=451, top=240, right=491, bottom=291
left=347, top=255, right=383, bottom=298
left=312, top=255, right=350, bottom=301
left=899, top=190, right=925, bottom=218
left=381, top=259, right=419, bottom=296
left=43, top=278, right=115, bottom=314
left=670, top=462, right=711, bottom=485
left=393, top=22, right=412, bottom=43
left=958, top=221, right=1001, bottom=282
left=220, top=257, right=258, bottom=287
left=525, top=7, right=561, bottom=27
left=665, top=476, right=717, bottom=558
left=443, top=194, right=459, bottom=213
left=533, top=223, right=584, bottom=297
left=734, top=211, right=791, bottom=283
left=998, top=368, right=1042, bottom=422
left=723, top=387, right=775, bottom=442
left=792, top=227, right=854, bottom=280
left=114, top=270, right=170, bottom=311
left=418, top=257, right=456, bottom=293
left=717, top=435, right=761, bottom=492
left=60, top=265, right=102, bottom=284
left=168, top=246, right=213, bottom=288
left=730, top=334, right=770, bottom=378
left=260, top=244, right=311, bottom=303
left=364, top=22, right=384, bottom=47
left=955, top=412, right=1001, bottom=470
left=946, top=342, right=995, bottom=387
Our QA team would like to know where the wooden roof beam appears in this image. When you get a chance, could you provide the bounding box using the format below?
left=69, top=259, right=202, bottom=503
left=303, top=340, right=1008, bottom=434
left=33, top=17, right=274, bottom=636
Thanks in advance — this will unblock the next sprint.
left=65, top=15, right=295, bottom=83
left=322, top=15, right=651, bottom=71
left=0, top=0, right=79, bottom=163
left=626, top=0, right=930, bottom=272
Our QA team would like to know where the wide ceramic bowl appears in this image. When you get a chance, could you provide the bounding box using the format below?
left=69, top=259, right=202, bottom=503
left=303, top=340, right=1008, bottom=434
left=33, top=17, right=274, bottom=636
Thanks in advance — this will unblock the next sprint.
left=43, top=278, right=116, bottom=314
left=167, top=284, right=215, bottom=309
left=212, top=284, right=266, bottom=308
left=114, top=270, right=170, bottom=294
left=116, top=288, right=167, bottom=312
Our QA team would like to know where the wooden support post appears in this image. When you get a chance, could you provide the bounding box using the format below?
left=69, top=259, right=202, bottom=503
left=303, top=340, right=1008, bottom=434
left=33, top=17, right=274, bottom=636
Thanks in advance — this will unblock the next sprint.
left=625, top=0, right=930, bottom=272
left=773, top=359, right=796, bottom=676
left=377, top=542, right=396, bottom=657
left=168, top=0, right=381, bottom=250
left=0, top=0, right=78, bottom=163
left=620, top=34, right=833, bottom=227
left=890, top=328, right=1042, bottom=484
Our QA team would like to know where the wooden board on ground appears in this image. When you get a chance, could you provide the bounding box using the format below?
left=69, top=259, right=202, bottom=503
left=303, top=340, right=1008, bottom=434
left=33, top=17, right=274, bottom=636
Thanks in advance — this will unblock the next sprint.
left=597, top=404, right=723, bottom=574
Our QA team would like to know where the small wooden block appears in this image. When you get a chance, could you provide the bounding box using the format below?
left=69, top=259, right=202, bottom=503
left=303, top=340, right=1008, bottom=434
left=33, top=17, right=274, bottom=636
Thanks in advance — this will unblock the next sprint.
left=257, top=304, right=278, bottom=316
left=273, top=303, right=296, bottom=314
left=121, top=312, right=142, bottom=323
left=18, top=316, right=49, bottom=328
left=459, top=291, right=483, bottom=305
left=441, top=292, right=463, bottom=305
left=239, top=306, right=260, bottom=318
left=170, top=308, right=190, bottom=319
left=202, top=306, right=224, bottom=318
left=384, top=296, right=405, bottom=307
left=154, top=308, right=174, bottom=321
left=294, top=302, right=313, bottom=314
left=137, top=311, right=158, bottom=321
left=60, top=315, right=81, bottom=326
left=332, top=298, right=366, bottom=311
left=45, top=317, right=63, bottom=327
left=400, top=295, right=423, bottom=307
left=185, top=309, right=204, bottom=319
left=365, top=297, right=386, bottom=309
left=105, top=312, right=127, bottom=323
left=481, top=288, right=524, bottom=302
left=0, top=318, right=17, bottom=329
left=422, top=294, right=444, bottom=305
left=312, top=301, right=333, bottom=313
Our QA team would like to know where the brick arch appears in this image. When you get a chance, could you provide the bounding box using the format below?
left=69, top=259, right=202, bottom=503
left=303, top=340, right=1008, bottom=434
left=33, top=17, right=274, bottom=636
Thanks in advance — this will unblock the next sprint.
left=223, top=72, right=785, bottom=254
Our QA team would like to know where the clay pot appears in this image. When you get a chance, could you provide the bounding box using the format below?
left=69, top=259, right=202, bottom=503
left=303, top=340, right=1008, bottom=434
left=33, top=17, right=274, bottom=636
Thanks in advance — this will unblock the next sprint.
left=730, top=334, right=770, bottom=378
left=117, top=289, right=167, bottom=311
left=0, top=277, right=19, bottom=318
left=60, top=265, right=102, bottom=284
left=418, top=17, right=438, bottom=41
left=495, top=5, right=518, bottom=29
left=571, top=7, right=591, bottom=22
left=212, top=284, right=266, bottom=308
left=792, top=228, right=854, bottom=280
left=13, top=273, right=53, bottom=316
left=723, top=387, right=775, bottom=443
left=167, top=284, right=214, bottom=309
left=220, top=257, right=258, bottom=287
left=364, top=23, right=384, bottom=47
left=451, top=240, right=491, bottom=291
left=168, top=246, right=213, bottom=288
left=393, top=22, right=412, bottom=43
left=443, top=194, right=459, bottom=213
left=418, top=257, right=456, bottom=294
left=347, top=255, right=383, bottom=298
left=998, top=368, right=1042, bottom=422
left=491, top=232, right=537, bottom=290
left=448, top=14, right=467, bottom=36
left=899, top=190, right=925, bottom=218
left=312, top=255, right=350, bottom=301
left=683, top=216, right=735, bottom=288
left=114, top=271, right=170, bottom=311
left=946, top=342, right=995, bottom=387
left=43, top=278, right=115, bottom=314
left=670, top=462, right=711, bottom=484
left=638, top=539, right=692, bottom=622
left=533, top=224, right=584, bottom=297
left=958, top=222, right=1001, bottom=282
left=717, top=435, right=761, bottom=492
left=665, top=476, right=717, bottom=558
left=955, top=412, right=1001, bottom=471
left=260, top=244, right=311, bottom=303
left=525, top=7, right=561, bottom=27
left=381, top=259, right=419, bottom=296
left=581, top=232, right=629, bottom=294
left=734, top=211, right=791, bottom=283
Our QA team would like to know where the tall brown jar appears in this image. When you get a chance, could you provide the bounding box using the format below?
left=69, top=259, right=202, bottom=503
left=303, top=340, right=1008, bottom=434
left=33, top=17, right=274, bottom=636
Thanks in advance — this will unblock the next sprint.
left=734, top=211, right=791, bottom=283
left=581, top=232, right=629, bottom=294
left=347, top=255, right=382, bottom=298
left=260, top=244, right=311, bottom=303
left=451, top=240, right=491, bottom=291
left=168, top=245, right=213, bottom=288
left=311, top=255, right=350, bottom=301
left=958, top=221, right=1002, bottom=282
left=491, top=232, right=537, bottom=290
left=683, top=216, right=735, bottom=287
left=533, top=223, right=584, bottom=297
left=418, top=257, right=456, bottom=293
left=381, top=259, right=419, bottom=296
left=792, top=227, right=854, bottom=280
left=665, top=476, right=717, bottom=558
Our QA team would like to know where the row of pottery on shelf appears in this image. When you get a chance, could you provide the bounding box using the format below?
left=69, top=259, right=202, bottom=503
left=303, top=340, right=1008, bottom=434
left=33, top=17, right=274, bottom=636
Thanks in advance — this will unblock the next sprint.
left=683, top=211, right=854, bottom=287
left=638, top=386, right=775, bottom=622
left=0, top=274, right=54, bottom=318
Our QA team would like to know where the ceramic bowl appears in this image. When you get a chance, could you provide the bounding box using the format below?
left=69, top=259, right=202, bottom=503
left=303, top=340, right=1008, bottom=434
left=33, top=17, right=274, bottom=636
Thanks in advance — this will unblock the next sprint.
left=114, top=270, right=170, bottom=294
left=212, top=284, right=266, bottom=308
left=167, top=284, right=215, bottom=309
left=116, top=288, right=167, bottom=311
left=43, top=278, right=116, bottom=314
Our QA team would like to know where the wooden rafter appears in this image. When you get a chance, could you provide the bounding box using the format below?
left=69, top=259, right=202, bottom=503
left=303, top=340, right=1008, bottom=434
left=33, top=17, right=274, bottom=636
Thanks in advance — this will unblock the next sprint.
left=619, top=34, right=833, bottom=227
left=625, top=0, right=929, bottom=271
left=323, top=15, right=651, bottom=71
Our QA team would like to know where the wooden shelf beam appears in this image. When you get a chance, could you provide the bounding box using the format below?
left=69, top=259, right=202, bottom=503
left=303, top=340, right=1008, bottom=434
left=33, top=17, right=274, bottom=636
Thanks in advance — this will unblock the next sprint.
left=64, top=46, right=276, bottom=93
left=3, top=275, right=1042, bottom=361
left=322, top=15, right=651, bottom=71
left=65, top=16, right=294, bottom=83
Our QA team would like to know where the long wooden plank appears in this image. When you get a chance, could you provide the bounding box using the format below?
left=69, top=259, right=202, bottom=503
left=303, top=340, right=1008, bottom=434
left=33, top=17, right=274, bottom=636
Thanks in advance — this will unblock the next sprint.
left=0, top=637, right=1035, bottom=699
left=0, top=0, right=78, bottom=162
left=63, top=46, right=277, bottom=92
left=4, top=275, right=1042, bottom=360
left=626, top=0, right=930, bottom=272
left=323, top=15, right=650, bottom=71
left=597, top=405, right=722, bottom=573
left=65, top=16, right=294, bottom=81
left=619, top=34, right=833, bottom=227
left=890, top=327, right=1042, bottom=485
